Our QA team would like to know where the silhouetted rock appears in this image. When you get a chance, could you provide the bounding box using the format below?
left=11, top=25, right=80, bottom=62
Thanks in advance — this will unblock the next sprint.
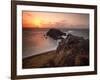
left=46, top=28, right=66, bottom=40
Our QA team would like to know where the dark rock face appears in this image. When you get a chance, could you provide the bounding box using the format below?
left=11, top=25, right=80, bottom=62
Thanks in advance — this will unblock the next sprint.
left=54, top=34, right=89, bottom=67
left=47, top=28, right=66, bottom=40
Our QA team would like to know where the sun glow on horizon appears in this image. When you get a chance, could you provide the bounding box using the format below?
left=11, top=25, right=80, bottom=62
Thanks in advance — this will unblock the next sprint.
left=22, top=11, right=89, bottom=29
left=32, top=18, right=42, bottom=28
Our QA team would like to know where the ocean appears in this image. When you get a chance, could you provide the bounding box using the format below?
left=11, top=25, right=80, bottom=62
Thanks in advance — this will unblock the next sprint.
left=22, top=28, right=89, bottom=59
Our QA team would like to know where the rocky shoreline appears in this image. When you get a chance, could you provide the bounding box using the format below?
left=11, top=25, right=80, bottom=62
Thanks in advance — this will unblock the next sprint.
left=23, top=33, right=89, bottom=68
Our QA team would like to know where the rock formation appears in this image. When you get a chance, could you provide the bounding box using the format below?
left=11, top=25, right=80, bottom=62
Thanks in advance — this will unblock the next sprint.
left=23, top=29, right=89, bottom=68
left=53, top=33, right=89, bottom=67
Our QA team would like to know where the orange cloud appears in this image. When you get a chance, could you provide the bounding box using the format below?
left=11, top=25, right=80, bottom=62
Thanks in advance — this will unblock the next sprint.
left=22, top=11, right=89, bottom=29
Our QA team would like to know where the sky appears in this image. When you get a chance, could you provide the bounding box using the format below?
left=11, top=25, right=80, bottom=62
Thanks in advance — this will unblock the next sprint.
left=22, top=11, right=89, bottom=29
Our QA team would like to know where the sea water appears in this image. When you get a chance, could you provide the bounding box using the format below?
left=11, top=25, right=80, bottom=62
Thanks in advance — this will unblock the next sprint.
left=22, top=28, right=89, bottom=58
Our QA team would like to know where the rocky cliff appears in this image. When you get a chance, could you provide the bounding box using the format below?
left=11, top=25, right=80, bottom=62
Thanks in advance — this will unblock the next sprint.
left=23, top=33, right=89, bottom=68
left=53, top=33, right=89, bottom=67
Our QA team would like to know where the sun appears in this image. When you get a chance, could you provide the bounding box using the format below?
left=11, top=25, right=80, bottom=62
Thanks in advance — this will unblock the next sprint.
left=33, top=18, right=42, bottom=28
